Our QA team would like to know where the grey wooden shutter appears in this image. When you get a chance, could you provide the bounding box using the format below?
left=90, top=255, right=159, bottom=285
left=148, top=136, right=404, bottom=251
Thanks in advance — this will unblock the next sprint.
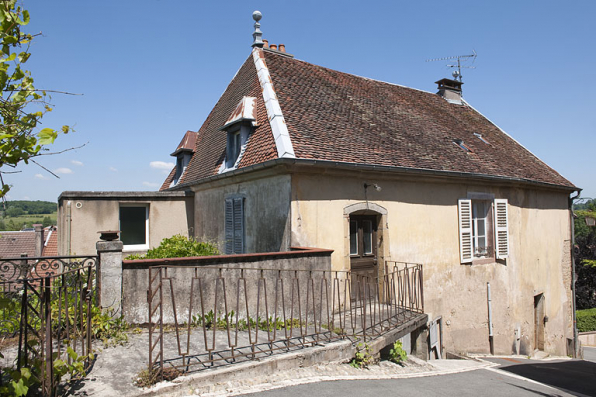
left=458, top=199, right=473, bottom=263
left=494, top=198, right=509, bottom=259
left=233, top=197, right=244, bottom=254
left=224, top=198, right=234, bottom=254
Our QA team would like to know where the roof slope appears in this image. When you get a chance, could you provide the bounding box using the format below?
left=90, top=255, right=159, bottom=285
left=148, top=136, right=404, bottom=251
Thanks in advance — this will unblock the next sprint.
left=171, top=49, right=575, bottom=190
left=0, top=231, right=36, bottom=258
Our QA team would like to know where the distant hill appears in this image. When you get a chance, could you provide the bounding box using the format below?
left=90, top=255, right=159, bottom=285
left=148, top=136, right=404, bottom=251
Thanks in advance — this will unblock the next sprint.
left=3, top=200, right=57, bottom=216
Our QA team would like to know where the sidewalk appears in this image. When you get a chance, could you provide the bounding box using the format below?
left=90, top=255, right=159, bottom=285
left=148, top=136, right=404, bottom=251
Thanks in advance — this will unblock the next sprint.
left=69, top=330, right=495, bottom=397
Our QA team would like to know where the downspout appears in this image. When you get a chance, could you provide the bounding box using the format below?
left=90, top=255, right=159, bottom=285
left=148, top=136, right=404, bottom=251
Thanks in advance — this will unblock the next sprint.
left=66, top=201, right=72, bottom=256
left=569, top=190, right=581, bottom=358
left=487, top=282, right=494, bottom=355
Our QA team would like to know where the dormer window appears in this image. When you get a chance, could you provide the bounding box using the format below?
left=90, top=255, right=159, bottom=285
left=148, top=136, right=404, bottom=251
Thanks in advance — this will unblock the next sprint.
left=219, top=96, right=257, bottom=173
left=168, top=130, right=198, bottom=188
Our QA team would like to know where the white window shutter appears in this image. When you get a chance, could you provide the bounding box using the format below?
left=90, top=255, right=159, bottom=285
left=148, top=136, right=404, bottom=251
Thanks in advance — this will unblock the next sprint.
left=458, top=199, right=473, bottom=263
left=224, top=199, right=234, bottom=254
left=494, top=198, right=509, bottom=259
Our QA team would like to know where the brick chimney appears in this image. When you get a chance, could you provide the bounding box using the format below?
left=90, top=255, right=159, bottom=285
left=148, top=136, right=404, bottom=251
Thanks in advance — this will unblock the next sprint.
left=435, top=78, right=463, bottom=104
left=34, top=224, right=44, bottom=257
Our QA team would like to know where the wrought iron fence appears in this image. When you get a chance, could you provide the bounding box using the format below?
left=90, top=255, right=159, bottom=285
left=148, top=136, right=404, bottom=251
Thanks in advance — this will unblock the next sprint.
left=147, top=261, right=423, bottom=378
left=0, top=255, right=99, bottom=396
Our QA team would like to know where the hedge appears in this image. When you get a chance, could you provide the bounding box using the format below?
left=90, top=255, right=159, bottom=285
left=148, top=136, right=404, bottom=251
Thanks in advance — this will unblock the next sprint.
left=577, top=308, right=596, bottom=333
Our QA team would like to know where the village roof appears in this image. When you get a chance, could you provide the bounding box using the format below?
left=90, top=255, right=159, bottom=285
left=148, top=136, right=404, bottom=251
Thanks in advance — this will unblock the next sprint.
left=0, top=231, right=37, bottom=258
left=164, top=48, right=575, bottom=191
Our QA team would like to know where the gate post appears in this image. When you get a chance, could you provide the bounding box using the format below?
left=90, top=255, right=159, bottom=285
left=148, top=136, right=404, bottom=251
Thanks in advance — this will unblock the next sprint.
left=96, top=231, right=123, bottom=315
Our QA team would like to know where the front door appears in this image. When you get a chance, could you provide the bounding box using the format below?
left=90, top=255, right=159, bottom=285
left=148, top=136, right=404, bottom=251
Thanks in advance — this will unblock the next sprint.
left=349, top=215, right=378, bottom=300
left=534, top=294, right=545, bottom=351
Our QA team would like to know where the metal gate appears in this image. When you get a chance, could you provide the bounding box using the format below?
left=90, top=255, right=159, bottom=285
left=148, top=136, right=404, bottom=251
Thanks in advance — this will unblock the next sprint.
left=0, top=255, right=99, bottom=396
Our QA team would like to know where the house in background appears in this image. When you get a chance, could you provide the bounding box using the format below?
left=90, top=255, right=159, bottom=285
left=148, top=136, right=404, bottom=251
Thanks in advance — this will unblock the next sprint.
left=58, top=13, right=579, bottom=357
left=0, top=225, right=57, bottom=258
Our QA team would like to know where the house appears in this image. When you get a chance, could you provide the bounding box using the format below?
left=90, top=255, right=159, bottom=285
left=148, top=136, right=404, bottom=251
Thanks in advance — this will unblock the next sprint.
left=0, top=225, right=57, bottom=259
left=58, top=12, right=578, bottom=356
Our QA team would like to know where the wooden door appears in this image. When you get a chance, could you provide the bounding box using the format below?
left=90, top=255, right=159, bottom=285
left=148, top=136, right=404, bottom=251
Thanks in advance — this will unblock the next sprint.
left=349, top=215, right=378, bottom=300
left=534, top=294, right=545, bottom=351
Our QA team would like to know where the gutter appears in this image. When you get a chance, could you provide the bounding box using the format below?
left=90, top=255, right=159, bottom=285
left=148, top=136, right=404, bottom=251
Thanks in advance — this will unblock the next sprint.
left=172, top=157, right=577, bottom=193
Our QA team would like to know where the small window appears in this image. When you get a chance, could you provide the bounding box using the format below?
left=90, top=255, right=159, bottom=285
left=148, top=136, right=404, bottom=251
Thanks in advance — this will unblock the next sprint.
left=349, top=220, right=358, bottom=255
left=120, top=205, right=148, bottom=250
left=226, top=127, right=243, bottom=169
left=363, top=220, right=373, bottom=255
left=173, top=153, right=191, bottom=185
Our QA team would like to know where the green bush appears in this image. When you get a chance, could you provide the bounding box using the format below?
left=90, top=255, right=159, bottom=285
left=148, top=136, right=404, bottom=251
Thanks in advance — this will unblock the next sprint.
left=125, top=234, right=219, bottom=260
left=577, top=308, right=596, bottom=332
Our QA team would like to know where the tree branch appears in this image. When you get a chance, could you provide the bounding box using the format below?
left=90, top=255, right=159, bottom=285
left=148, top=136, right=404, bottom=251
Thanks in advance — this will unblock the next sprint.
left=30, top=159, right=59, bottom=179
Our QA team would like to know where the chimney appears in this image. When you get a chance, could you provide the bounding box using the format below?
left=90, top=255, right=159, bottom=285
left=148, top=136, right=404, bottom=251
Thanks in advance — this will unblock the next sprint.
left=279, top=44, right=286, bottom=53
left=435, top=78, right=463, bottom=104
left=270, top=44, right=277, bottom=50
left=263, top=39, right=269, bottom=48
left=34, top=224, right=44, bottom=257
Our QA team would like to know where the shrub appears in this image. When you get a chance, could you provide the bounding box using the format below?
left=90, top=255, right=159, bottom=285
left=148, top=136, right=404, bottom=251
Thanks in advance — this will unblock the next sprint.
left=388, top=340, right=407, bottom=364
left=577, top=308, right=596, bottom=332
left=125, top=234, right=219, bottom=260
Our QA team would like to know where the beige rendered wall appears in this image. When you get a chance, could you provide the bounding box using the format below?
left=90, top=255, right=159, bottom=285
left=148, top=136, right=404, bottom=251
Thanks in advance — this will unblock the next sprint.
left=57, top=194, right=194, bottom=256
left=290, top=173, right=573, bottom=356
left=193, top=173, right=292, bottom=253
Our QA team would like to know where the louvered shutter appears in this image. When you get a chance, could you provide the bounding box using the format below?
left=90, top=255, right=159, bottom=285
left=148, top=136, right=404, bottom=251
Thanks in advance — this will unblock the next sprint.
left=224, top=199, right=234, bottom=254
left=233, top=198, right=244, bottom=254
left=494, top=198, right=509, bottom=259
left=458, top=199, right=473, bottom=263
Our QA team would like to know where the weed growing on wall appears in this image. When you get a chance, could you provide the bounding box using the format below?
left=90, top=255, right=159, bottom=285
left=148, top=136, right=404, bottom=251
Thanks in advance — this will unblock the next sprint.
left=125, top=235, right=219, bottom=260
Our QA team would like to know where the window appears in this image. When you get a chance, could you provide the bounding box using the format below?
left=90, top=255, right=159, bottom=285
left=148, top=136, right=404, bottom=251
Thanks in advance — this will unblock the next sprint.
left=458, top=198, right=508, bottom=263
left=349, top=216, right=376, bottom=258
left=225, top=126, right=243, bottom=169
left=224, top=197, right=244, bottom=254
left=119, top=205, right=148, bottom=250
left=173, top=153, right=191, bottom=185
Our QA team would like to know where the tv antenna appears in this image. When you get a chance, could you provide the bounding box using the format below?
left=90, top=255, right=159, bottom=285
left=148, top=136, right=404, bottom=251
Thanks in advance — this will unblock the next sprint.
left=426, top=50, right=477, bottom=82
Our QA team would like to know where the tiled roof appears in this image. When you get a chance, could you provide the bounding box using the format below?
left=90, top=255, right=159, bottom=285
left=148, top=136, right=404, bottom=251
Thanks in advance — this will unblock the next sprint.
left=167, top=49, right=575, bottom=190
left=171, top=130, right=198, bottom=156
left=42, top=227, right=58, bottom=257
left=0, top=231, right=36, bottom=258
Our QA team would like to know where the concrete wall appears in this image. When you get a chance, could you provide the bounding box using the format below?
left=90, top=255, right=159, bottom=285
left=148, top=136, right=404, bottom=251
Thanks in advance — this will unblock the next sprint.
left=192, top=172, right=291, bottom=254
left=57, top=191, right=194, bottom=256
left=122, top=247, right=332, bottom=323
left=289, top=172, right=574, bottom=356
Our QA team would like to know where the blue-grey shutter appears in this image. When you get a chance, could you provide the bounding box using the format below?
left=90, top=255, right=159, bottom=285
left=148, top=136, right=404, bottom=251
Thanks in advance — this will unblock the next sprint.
left=233, top=198, right=244, bottom=254
left=224, top=198, right=234, bottom=254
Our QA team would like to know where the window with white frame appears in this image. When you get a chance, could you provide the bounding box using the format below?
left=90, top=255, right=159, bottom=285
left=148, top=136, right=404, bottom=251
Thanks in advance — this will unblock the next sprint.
left=224, top=196, right=245, bottom=254
left=119, top=205, right=149, bottom=250
left=458, top=197, right=509, bottom=263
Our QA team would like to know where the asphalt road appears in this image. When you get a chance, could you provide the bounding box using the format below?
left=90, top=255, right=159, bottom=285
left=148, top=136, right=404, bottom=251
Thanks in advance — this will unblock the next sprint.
left=242, top=355, right=596, bottom=397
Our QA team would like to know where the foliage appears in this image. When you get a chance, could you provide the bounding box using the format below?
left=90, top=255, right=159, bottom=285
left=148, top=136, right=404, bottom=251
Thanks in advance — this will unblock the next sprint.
left=133, top=367, right=181, bottom=388
left=0, top=1, right=69, bottom=198
left=388, top=340, right=407, bottom=364
left=577, top=308, right=596, bottom=333
left=4, top=200, right=56, bottom=215
left=124, top=234, right=219, bottom=260
left=349, top=342, right=374, bottom=369
left=574, top=209, right=596, bottom=309
left=89, top=306, right=129, bottom=347
left=189, top=309, right=301, bottom=332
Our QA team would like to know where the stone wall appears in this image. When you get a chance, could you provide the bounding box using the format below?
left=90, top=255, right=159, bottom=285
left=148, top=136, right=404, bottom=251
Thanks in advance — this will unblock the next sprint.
left=121, top=247, right=333, bottom=324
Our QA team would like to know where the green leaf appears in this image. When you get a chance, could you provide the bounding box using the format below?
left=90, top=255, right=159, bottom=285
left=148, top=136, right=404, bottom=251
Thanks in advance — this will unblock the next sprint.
left=37, top=128, right=57, bottom=145
left=0, top=52, right=16, bottom=63
left=67, top=346, right=78, bottom=360
left=11, top=378, right=28, bottom=397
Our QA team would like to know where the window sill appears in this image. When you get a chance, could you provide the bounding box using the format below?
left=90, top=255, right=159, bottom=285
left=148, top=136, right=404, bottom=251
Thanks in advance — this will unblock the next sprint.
left=123, top=244, right=149, bottom=252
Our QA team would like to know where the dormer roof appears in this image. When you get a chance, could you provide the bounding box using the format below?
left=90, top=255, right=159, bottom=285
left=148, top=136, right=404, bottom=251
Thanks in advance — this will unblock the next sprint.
left=222, top=96, right=257, bottom=129
left=170, top=130, right=198, bottom=156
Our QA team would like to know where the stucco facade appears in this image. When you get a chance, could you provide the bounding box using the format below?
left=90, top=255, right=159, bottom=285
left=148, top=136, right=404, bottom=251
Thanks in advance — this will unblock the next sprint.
left=190, top=163, right=574, bottom=356
left=57, top=191, right=194, bottom=256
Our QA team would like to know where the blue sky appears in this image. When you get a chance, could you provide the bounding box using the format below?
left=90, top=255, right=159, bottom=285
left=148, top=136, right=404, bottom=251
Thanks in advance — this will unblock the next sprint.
left=7, top=0, right=596, bottom=202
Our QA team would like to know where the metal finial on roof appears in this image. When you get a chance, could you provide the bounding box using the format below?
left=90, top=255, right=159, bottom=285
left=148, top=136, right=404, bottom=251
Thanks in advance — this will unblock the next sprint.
left=252, top=11, right=264, bottom=48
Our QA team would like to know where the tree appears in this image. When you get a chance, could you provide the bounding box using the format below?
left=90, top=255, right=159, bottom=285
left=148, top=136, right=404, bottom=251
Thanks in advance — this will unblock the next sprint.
left=1, top=0, right=69, bottom=198
left=575, top=209, right=596, bottom=309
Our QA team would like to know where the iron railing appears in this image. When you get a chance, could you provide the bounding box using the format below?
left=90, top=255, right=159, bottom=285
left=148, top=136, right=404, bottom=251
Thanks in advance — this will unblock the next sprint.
left=0, top=255, right=99, bottom=396
left=147, top=261, right=423, bottom=378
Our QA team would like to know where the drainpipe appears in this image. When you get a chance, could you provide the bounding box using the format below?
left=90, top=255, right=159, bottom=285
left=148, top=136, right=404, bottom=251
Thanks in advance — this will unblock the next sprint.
left=487, top=282, right=494, bottom=354
left=66, top=201, right=72, bottom=256
left=569, top=191, right=581, bottom=358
